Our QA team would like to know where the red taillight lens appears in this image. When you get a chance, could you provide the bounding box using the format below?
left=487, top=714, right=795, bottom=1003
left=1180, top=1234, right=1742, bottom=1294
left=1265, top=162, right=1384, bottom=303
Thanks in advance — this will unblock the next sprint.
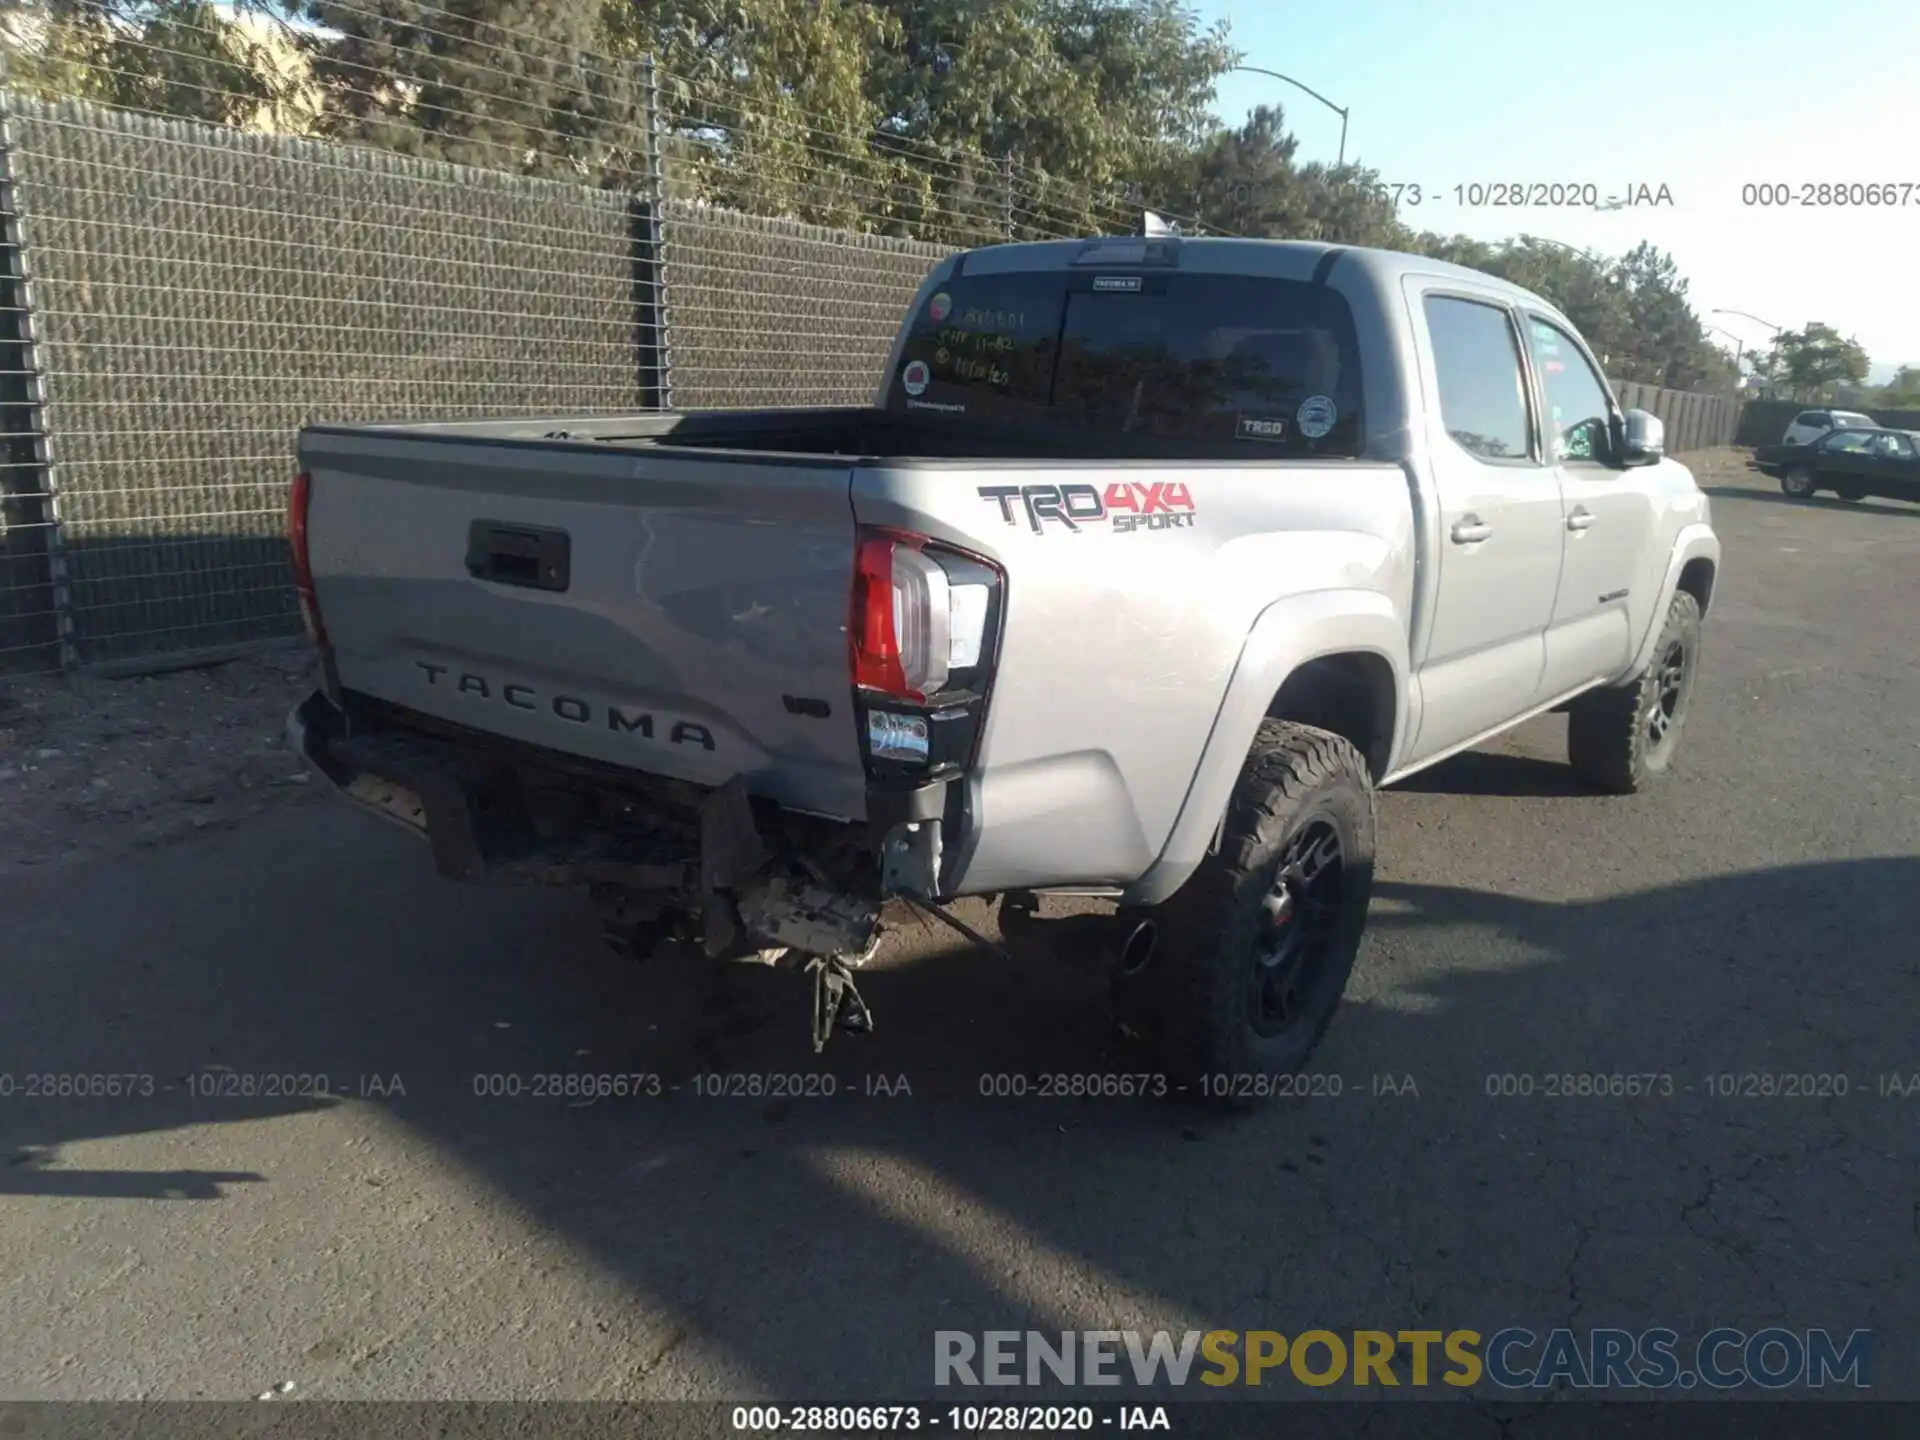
left=288, top=471, right=328, bottom=648
left=850, top=531, right=959, bottom=701
left=851, top=534, right=911, bottom=697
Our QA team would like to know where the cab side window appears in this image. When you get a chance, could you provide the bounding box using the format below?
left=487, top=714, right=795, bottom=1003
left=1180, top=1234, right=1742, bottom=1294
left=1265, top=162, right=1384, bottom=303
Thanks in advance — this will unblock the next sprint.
left=1423, top=295, right=1534, bottom=462
left=1525, top=316, right=1615, bottom=464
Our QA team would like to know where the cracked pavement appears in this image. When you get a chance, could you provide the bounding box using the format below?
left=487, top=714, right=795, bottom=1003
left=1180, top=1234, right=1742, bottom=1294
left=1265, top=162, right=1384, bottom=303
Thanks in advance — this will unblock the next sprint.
left=0, top=453, right=1914, bottom=1419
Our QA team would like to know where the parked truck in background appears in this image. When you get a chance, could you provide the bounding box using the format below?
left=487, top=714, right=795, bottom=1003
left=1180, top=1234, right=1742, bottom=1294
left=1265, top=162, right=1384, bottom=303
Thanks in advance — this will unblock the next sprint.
left=286, top=234, right=1721, bottom=1103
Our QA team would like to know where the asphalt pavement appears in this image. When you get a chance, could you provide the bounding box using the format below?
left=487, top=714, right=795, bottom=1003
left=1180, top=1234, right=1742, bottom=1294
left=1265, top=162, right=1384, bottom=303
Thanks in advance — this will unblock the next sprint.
left=1, top=455, right=1915, bottom=1414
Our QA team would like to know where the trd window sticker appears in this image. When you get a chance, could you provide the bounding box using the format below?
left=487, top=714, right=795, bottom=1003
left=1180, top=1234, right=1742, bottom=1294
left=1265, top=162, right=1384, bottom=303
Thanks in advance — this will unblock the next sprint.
left=1237, top=414, right=1289, bottom=442
left=976, top=481, right=1197, bottom=535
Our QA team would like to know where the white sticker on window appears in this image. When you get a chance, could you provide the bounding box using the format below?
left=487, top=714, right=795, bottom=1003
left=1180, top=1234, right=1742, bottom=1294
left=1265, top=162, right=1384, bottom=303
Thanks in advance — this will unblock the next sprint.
left=928, top=291, right=952, bottom=323
left=902, top=360, right=930, bottom=396
left=1297, top=395, right=1337, bottom=439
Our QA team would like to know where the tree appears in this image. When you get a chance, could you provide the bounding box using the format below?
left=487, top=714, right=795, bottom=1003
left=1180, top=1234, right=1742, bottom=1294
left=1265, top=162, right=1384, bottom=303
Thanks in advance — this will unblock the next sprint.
left=861, top=0, right=1236, bottom=237
left=1745, top=345, right=1785, bottom=397
left=302, top=0, right=620, bottom=181
left=1607, top=243, right=1712, bottom=388
left=4, top=0, right=287, bottom=125
left=1771, top=323, right=1870, bottom=401
left=1873, top=364, right=1920, bottom=408
left=1138, top=104, right=1402, bottom=244
left=605, top=0, right=902, bottom=217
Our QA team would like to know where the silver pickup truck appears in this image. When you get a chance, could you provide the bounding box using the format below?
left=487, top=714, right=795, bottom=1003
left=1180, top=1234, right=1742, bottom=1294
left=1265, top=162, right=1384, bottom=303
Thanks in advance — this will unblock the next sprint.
left=287, top=235, right=1721, bottom=1100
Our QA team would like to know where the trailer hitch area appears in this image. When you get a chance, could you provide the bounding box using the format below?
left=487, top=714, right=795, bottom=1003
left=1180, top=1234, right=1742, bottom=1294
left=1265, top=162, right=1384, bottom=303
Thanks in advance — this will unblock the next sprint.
left=806, top=952, right=875, bottom=1054
left=699, top=775, right=884, bottom=1052
left=738, top=874, right=883, bottom=1052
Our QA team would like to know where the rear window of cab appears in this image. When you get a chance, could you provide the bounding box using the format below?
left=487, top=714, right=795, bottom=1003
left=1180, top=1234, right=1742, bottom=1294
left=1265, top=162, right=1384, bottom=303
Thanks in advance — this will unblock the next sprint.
left=885, top=270, right=1365, bottom=458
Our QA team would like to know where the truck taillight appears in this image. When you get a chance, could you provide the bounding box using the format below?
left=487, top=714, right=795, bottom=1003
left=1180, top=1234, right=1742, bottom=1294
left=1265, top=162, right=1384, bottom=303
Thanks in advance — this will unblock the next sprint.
left=288, top=471, right=329, bottom=649
left=852, top=531, right=998, bottom=701
left=853, top=534, right=942, bottom=700
left=850, top=527, right=1002, bottom=776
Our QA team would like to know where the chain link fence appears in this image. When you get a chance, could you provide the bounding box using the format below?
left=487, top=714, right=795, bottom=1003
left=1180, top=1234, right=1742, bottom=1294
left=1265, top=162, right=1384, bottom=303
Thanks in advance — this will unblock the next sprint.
left=0, top=1, right=1744, bottom=677
left=0, top=0, right=1193, bottom=676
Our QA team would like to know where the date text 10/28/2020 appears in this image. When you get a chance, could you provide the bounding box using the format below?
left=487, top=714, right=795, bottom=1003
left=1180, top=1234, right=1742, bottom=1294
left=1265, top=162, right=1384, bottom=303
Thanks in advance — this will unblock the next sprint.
left=1337, top=181, right=1674, bottom=208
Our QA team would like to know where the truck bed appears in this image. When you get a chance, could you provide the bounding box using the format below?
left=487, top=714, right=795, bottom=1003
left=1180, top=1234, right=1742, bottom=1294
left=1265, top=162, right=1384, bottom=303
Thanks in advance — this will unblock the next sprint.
left=298, top=403, right=1414, bottom=895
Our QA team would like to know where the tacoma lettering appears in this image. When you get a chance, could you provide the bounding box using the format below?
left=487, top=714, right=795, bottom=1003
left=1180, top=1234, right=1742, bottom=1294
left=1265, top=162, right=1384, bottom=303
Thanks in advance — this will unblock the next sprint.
left=414, top=661, right=715, bottom=750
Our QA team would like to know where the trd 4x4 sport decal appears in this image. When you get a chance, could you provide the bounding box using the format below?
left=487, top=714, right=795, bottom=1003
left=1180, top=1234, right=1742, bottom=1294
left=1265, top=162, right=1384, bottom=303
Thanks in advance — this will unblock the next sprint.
left=977, top=481, right=1197, bottom=535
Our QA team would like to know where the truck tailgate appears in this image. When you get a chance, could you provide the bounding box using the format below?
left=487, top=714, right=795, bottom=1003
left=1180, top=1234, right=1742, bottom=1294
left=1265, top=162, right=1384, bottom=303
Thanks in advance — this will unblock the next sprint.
left=297, top=430, right=868, bottom=821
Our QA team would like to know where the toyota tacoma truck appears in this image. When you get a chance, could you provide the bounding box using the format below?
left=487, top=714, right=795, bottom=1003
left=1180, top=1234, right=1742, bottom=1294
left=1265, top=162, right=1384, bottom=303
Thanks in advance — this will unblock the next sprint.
left=286, top=235, right=1721, bottom=1098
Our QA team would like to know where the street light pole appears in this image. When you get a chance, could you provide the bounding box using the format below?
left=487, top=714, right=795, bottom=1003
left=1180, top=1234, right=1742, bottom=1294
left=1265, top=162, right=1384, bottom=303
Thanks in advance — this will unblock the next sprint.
left=1712, top=308, right=1785, bottom=397
left=1229, top=64, right=1349, bottom=167
left=1702, top=323, right=1746, bottom=384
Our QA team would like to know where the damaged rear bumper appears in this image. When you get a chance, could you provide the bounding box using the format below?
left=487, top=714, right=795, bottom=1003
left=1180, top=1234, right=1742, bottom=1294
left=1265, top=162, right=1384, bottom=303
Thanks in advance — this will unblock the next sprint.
left=287, top=688, right=951, bottom=954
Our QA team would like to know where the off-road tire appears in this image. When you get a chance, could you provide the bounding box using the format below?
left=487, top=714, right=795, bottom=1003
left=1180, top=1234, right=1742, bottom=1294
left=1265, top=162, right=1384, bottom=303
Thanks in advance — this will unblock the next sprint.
left=1566, top=590, right=1703, bottom=794
left=1780, top=464, right=1818, bottom=499
left=1128, top=721, right=1376, bottom=1109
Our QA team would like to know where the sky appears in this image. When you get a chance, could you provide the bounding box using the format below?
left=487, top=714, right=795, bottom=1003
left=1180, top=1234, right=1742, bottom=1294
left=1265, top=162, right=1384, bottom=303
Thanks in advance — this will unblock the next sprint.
left=1193, top=0, right=1919, bottom=382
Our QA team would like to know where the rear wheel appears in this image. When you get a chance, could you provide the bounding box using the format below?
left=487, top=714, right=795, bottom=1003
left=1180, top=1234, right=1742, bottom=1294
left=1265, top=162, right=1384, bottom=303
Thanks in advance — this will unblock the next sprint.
left=1123, top=721, right=1376, bottom=1109
left=1566, top=590, right=1703, bottom=793
left=1780, top=465, right=1818, bottom=498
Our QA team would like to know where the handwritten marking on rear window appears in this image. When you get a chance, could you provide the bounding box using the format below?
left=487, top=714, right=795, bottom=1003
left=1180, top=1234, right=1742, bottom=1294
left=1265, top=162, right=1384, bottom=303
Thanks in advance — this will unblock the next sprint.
left=937, top=328, right=1017, bottom=354
left=957, top=307, right=1026, bottom=331
left=942, top=355, right=1010, bottom=386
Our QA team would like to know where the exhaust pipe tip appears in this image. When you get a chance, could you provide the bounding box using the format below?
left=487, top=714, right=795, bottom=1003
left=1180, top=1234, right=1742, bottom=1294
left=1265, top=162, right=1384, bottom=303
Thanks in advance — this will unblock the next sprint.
left=1117, top=919, right=1159, bottom=976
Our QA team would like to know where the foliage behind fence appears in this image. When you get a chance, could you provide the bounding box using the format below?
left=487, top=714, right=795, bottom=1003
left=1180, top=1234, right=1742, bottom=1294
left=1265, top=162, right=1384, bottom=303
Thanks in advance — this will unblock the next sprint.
left=0, top=91, right=1745, bottom=678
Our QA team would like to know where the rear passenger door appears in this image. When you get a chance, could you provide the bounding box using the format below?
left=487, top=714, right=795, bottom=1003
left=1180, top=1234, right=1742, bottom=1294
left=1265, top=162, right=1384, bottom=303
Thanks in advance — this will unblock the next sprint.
left=1402, top=284, right=1565, bottom=765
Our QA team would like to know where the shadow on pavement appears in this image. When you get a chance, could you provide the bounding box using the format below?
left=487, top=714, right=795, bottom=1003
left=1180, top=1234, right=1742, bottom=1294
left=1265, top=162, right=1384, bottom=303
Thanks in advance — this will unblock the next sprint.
left=1, top=798, right=1913, bottom=1397
left=0, top=1158, right=263, bottom=1199
left=1390, top=749, right=1595, bottom=799
left=1700, top=482, right=1920, bottom=518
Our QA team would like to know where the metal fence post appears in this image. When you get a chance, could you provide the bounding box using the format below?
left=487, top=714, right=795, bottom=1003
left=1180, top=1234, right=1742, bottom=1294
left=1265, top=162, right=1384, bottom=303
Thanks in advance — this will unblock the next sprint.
left=1002, top=151, right=1016, bottom=242
left=0, top=60, right=76, bottom=672
left=640, top=54, right=675, bottom=412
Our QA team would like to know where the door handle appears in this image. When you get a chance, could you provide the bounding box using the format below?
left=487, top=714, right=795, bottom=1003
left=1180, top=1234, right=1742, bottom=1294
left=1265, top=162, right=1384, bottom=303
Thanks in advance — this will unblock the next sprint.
left=1566, top=508, right=1595, bottom=532
left=1450, top=518, right=1493, bottom=544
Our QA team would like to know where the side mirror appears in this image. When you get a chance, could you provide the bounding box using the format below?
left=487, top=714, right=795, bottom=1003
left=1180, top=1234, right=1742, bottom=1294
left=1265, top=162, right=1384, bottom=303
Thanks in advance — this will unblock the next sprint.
left=1619, top=408, right=1664, bottom=466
